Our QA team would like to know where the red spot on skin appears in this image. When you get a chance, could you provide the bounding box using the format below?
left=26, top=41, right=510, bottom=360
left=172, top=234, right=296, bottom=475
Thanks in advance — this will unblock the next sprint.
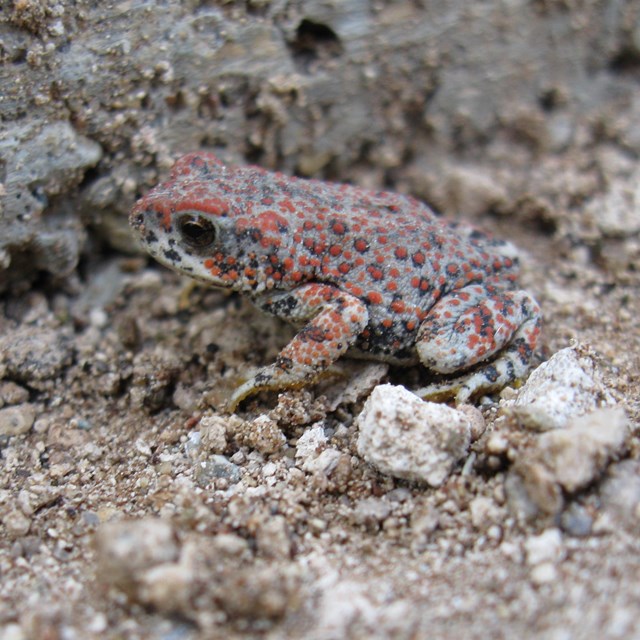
left=332, top=221, right=346, bottom=234
left=412, top=251, right=425, bottom=265
left=367, top=266, right=384, bottom=280
left=283, top=257, right=294, bottom=271
left=329, top=245, right=342, bottom=257
left=338, top=263, right=351, bottom=274
left=354, top=238, right=369, bottom=253
left=395, top=247, right=408, bottom=260
left=280, top=199, right=295, bottom=213
left=386, top=281, right=397, bottom=292
left=391, top=300, right=405, bottom=313
left=382, top=318, right=393, bottom=328
left=204, top=259, right=214, bottom=269
left=367, top=291, right=383, bottom=304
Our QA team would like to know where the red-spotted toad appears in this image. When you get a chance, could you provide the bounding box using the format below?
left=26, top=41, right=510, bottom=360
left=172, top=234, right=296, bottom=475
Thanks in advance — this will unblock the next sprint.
left=130, top=153, right=541, bottom=410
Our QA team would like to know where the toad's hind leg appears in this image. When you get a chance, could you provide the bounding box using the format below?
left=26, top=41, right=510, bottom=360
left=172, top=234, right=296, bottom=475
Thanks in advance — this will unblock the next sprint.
left=414, top=284, right=541, bottom=402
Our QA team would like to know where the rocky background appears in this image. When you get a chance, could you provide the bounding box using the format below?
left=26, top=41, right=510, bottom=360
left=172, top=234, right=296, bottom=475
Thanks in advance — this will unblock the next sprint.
left=1, top=1, right=640, bottom=638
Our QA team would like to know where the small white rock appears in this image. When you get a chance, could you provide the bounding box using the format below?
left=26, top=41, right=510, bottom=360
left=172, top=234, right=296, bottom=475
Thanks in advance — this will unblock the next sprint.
left=0, top=404, right=36, bottom=436
left=524, top=528, right=564, bottom=566
left=503, top=345, right=615, bottom=430
left=469, top=496, right=500, bottom=530
left=534, top=406, right=629, bottom=493
left=199, top=414, right=228, bottom=453
left=295, top=423, right=327, bottom=472
left=356, top=384, right=471, bottom=486
left=530, top=561, right=558, bottom=586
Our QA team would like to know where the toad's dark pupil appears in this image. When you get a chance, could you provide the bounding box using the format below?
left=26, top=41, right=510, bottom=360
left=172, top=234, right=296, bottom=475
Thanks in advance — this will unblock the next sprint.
left=179, top=215, right=216, bottom=248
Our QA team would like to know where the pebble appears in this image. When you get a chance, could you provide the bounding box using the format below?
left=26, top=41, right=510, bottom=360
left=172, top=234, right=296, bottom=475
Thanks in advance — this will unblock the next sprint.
left=509, top=407, right=629, bottom=518
left=0, top=404, right=36, bottom=436
left=599, top=459, right=640, bottom=532
left=245, top=415, right=286, bottom=455
left=198, top=414, right=228, bottom=454
left=502, top=345, right=615, bottom=431
left=352, top=497, right=392, bottom=528
left=469, top=496, right=501, bottom=531
left=194, top=455, right=242, bottom=487
left=584, top=165, right=640, bottom=237
left=138, top=562, right=193, bottom=613
left=356, top=384, right=471, bottom=486
left=524, top=528, right=564, bottom=566
left=3, top=509, right=31, bottom=539
left=320, top=362, right=389, bottom=411
left=0, top=328, right=74, bottom=386
left=295, top=423, right=327, bottom=472
left=94, top=518, right=180, bottom=595
left=558, top=503, right=593, bottom=537
left=0, top=382, right=29, bottom=406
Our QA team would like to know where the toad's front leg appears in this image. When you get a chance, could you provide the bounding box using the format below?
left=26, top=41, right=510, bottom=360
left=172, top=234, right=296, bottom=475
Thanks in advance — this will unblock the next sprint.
left=227, top=284, right=369, bottom=411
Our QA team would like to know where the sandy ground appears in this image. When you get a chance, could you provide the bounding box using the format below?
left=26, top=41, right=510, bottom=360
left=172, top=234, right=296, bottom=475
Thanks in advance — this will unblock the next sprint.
left=1, top=141, right=639, bottom=639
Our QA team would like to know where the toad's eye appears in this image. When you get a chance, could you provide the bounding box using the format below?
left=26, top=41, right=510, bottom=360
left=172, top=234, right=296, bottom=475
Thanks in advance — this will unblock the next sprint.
left=177, top=214, right=217, bottom=249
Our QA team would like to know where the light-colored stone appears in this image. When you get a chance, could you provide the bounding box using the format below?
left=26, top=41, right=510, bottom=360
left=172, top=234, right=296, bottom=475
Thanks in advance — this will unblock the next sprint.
left=524, top=528, right=564, bottom=566
left=199, top=414, right=228, bottom=454
left=599, top=459, right=640, bottom=533
left=295, top=423, right=328, bottom=472
left=356, top=384, right=471, bottom=486
left=2, top=509, right=31, bottom=538
left=502, top=345, right=615, bottom=431
left=509, top=407, right=629, bottom=519
left=95, top=518, right=179, bottom=594
left=0, top=404, right=36, bottom=436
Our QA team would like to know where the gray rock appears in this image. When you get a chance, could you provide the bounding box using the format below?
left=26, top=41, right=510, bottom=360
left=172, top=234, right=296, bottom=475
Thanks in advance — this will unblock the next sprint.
left=0, top=328, right=74, bottom=387
left=0, top=122, right=102, bottom=287
left=194, top=454, right=242, bottom=487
